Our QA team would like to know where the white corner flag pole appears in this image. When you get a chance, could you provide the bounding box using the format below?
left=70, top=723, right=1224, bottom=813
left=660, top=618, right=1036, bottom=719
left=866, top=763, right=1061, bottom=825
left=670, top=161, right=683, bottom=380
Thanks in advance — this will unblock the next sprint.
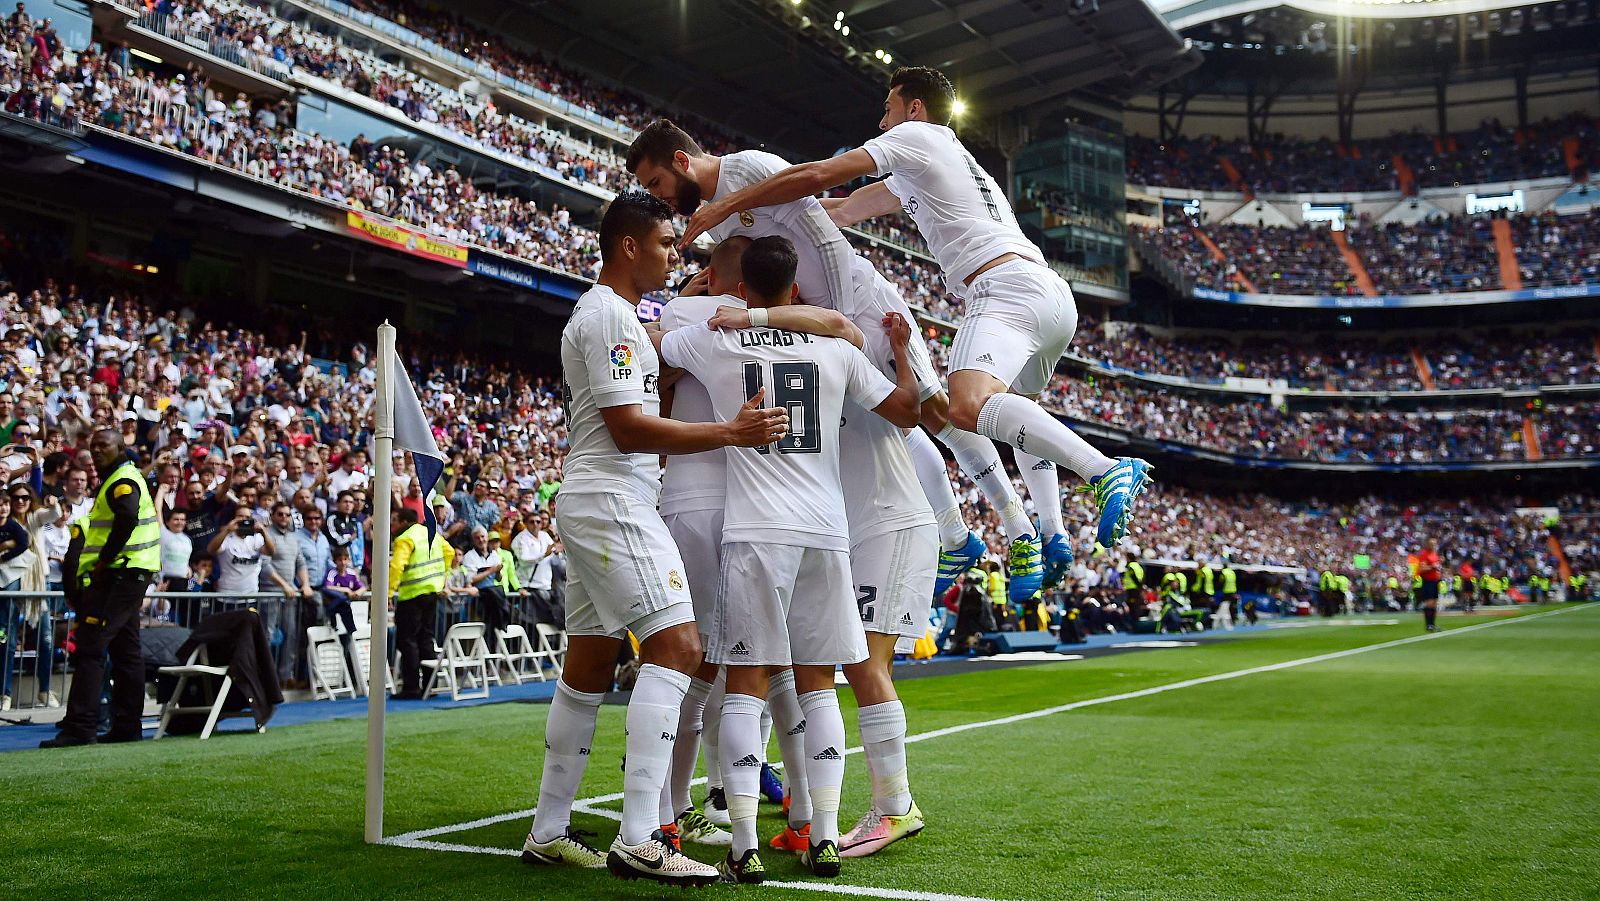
left=365, top=322, right=397, bottom=844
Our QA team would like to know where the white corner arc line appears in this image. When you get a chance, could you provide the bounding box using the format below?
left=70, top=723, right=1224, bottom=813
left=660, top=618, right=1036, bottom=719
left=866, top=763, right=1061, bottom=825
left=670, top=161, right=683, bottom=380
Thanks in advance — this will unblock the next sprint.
left=384, top=605, right=1588, bottom=849
left=760, top=881, right=1011, bottom=901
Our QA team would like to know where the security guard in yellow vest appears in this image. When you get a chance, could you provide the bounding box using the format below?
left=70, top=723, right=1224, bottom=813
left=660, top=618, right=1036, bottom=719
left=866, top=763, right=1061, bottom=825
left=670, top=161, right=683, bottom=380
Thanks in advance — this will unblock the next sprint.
left=1221, top=562, right=1245, bottom=623
left=388, top=507, right=455, bottom=698
left=42, top=430, right=160, bottom=748
left=1122, top=559, right=1145, bottom=606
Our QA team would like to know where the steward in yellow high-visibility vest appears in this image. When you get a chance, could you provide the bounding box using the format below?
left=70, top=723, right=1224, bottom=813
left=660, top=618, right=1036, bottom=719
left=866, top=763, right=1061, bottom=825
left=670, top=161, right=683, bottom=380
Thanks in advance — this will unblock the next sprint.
left=1122, top=560, right=1145, bottom=605
left=43, top=429, right=160, bottom=748
left=388, top=507, right=454, bottom=698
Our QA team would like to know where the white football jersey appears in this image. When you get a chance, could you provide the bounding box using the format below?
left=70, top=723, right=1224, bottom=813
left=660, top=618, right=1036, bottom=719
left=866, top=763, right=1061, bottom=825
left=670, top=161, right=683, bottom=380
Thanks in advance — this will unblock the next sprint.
left=861, top=121, right=1044, bottom=290
left=659, top=321, right=896, bottom=551
left=707, top=150, right=857, bottom=316
left=657, top=293, right=745, bottom=517
left=838, top=269, right=937, bottom=543
left=559, top=285, right=663, bottom=503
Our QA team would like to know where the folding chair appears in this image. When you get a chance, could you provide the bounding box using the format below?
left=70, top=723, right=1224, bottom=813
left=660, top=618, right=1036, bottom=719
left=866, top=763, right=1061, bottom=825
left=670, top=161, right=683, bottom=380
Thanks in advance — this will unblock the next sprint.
left=306, top=625, right=356, bottom=700
left=154, top=646, right=261, bottom=740
left=535, top=623, right=567, bottom=678
left=496, top=625, right=544, bottom=684
left=349, top=624, right=395, bottom=698
left=422, top=622, right=490, bottom=701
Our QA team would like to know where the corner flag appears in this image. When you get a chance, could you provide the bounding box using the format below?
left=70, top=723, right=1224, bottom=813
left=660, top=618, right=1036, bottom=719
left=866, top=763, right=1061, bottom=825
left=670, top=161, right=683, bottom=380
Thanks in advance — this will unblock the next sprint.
left=390, top=348, right=446, bottom=541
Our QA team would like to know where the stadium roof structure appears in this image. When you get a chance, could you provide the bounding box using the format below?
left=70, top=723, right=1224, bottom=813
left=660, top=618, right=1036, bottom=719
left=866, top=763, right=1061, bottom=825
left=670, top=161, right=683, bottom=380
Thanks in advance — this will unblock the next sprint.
left=476, top=0, right=1200, bottom=154
left=1157, top=0, right=1549, bottom=31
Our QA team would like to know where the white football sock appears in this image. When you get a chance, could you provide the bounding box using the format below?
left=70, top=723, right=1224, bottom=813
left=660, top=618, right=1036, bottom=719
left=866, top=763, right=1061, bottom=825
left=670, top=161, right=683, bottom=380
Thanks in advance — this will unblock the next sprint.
left=767, top=668, right=812, bottom=827
left=938, top=423, right=1030, bottom=539
left=719, top=691, right=766, bottom=856
left=702, top=667, right=726, bottom=792
left=530, top=680, right=603, bottom=843
left=759, top=705, right=773, bottom=762
left=1014, top=450, right=1063, bottom=541
left=905, top=427, right=968, bottom=551
left=668, top=676, right=713, bottom=818
left=620, top=664, right=689, bottom=845
left=798, top=688, right=846, bottom=846
left=857, top=700, right=912, bottom=817
left=975, top=393, right=1117, bottom=483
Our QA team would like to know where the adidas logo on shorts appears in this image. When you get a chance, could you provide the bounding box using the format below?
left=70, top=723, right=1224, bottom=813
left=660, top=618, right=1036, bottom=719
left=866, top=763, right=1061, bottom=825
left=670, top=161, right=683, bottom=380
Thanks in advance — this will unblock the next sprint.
left=730, top=641, right=751, bottom=656
left=900, top=612, right=915, bottom=625
left=786, top=720, right=806, bottom=736
left=976, top=353, right=995, bottom=365
left=812, top=746, right=841, bottom=761
left=733, top=754, right=762, bottom=767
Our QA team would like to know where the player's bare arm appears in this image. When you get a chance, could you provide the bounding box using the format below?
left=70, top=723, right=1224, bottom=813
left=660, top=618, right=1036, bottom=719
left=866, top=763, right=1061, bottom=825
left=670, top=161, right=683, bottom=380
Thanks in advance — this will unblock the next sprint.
left=825, top=182, right=902, bottom=229
left=599, top=390, right=786, bottom=454
left=707, top=304, right=864, bottom=348
left=679, top=149, right=878, bottom=248
left=870, top=312, right=922, bottom=428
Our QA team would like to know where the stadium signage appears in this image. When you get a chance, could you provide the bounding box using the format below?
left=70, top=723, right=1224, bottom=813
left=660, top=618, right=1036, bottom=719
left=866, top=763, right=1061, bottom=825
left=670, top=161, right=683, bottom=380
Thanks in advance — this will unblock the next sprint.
left=1192, top=283, right=1600, bottom=308
left=346, top=211, right=468, bottom=267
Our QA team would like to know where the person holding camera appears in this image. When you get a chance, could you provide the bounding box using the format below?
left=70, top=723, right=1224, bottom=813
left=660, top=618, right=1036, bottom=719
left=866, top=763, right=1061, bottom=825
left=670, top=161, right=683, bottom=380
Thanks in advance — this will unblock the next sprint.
left=208, top=511, right=273, bottom=596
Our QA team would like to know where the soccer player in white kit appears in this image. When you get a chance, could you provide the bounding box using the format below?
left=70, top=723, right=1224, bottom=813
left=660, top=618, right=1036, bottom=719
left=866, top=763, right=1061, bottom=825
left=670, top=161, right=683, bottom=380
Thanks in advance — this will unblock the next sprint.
left=520, top=192, right=787, bottom=888
left=658, top=237, right=867, bottom=859
left=627, top=119, right=1049, bottom=603
left=656, top=236, right=924, bottom=882
left=679, top=67, right=1154, bottom=558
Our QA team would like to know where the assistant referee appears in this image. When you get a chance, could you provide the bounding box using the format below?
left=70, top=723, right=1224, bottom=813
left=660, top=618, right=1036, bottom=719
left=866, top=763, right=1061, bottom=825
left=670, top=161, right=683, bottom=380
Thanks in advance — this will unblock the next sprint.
left=41, top=429, right=160, bottom=748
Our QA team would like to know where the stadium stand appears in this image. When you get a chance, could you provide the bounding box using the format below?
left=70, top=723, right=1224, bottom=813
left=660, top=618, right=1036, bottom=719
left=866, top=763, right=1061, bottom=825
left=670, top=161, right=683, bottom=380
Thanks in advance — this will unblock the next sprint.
left=1126, top=115, right=1600, bottom=194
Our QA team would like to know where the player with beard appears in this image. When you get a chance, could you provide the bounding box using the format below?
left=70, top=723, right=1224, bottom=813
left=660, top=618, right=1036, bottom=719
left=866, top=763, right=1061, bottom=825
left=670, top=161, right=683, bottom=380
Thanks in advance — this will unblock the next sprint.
left=678, top=67, right=1153, bottom=557
left=627, top=119, right=1056, bottom=604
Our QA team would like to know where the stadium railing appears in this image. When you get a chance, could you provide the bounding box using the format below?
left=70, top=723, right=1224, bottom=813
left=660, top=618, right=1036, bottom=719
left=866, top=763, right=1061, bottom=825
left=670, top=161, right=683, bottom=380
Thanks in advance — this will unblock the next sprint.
left=0, top=590, right=563, bottom=711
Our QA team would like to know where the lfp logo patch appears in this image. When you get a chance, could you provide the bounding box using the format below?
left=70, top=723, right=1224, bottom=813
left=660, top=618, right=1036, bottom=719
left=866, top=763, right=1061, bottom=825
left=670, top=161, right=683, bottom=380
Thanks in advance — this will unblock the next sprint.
left=610, top=344, right=632, bottom=366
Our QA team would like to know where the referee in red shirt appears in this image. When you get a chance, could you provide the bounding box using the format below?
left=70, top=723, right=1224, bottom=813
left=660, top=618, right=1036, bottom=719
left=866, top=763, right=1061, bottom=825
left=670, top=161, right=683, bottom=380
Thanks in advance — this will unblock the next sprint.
left=1417, top=539, right=1443, bottom=633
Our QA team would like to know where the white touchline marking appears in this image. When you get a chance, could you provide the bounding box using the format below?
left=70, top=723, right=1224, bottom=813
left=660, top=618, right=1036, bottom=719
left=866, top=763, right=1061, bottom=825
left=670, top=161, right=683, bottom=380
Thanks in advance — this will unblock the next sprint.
left=385, top=605, right=1588, bottom=850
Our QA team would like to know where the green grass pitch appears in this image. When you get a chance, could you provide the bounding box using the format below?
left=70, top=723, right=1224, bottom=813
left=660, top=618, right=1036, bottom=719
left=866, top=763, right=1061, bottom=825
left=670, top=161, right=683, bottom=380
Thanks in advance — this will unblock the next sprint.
left=4, top=605, right=1597, bottom=900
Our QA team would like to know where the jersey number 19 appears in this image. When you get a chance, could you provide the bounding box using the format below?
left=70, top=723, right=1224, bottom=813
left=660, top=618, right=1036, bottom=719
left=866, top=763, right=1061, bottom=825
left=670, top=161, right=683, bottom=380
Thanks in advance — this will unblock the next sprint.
left=742, top=360, right=821, bottom=455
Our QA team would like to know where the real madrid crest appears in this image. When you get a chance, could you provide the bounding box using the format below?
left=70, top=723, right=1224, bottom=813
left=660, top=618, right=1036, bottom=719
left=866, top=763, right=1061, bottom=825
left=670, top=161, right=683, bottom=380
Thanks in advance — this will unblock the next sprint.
left=738, top=211, right=755, bottom=228
left=668, top=570, right=685, bottom=590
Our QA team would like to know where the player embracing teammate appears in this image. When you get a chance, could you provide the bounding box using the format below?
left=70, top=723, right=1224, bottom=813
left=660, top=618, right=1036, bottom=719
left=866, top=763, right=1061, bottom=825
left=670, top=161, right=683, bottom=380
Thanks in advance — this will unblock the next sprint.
left=526, top=63, right=1152, bottom=889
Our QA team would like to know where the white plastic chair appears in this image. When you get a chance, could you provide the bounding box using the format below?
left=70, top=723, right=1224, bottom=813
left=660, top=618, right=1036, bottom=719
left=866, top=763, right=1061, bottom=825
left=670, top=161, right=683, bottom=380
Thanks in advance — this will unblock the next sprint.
left=422, top=622, right=490, bottom=701
left=348, top=624, right=395, bottom=697
left=496, top=625, right=544, bottom=684
left=154, top=646, right=260, bottom=740
left=535, top=623, right=567, bottom=678
left=306, top=625, right=356, bottom=700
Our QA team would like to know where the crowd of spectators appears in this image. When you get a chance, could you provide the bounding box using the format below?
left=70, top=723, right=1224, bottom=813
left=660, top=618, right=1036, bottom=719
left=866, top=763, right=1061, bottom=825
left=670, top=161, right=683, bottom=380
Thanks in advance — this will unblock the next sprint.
left=1067, top=315, right=1600, bottom=391
left=0, top=5, right=957, bottom=319
left=1137, top=208, right=1600, bottom=297
left=1038, top=372, right=1539, bottom=464
left=1126, top=115, right=1599, bottom=195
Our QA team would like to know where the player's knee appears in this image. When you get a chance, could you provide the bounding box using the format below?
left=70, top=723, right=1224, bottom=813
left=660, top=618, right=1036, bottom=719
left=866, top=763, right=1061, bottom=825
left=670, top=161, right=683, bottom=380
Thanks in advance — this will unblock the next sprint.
left=639, top=622, right=703, bottom=674
left=947, top=393, right=985, bottom=432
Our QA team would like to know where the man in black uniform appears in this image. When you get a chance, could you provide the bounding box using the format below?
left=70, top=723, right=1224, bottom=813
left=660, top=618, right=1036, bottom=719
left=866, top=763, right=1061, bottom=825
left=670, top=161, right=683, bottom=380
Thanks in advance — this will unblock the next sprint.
left=41, top=429, right=160, bottom=748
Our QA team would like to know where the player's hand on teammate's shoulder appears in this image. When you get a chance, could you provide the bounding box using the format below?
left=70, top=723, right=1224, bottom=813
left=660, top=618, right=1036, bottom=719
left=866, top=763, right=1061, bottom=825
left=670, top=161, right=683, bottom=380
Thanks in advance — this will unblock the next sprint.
left=680, top=199, right=731, bottom=250
left=724, top=387, right=789, bottom=448
left=708, top=305, right=750, bottom=330
left=882, top=311, right=911, bottom=347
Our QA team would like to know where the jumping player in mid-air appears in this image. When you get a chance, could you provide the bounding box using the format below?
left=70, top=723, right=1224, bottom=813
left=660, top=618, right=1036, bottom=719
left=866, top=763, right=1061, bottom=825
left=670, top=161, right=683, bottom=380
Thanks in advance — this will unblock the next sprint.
left=626, top=119, right=1054, bottom=602
left=679, top=66, right=1153, bottom=555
